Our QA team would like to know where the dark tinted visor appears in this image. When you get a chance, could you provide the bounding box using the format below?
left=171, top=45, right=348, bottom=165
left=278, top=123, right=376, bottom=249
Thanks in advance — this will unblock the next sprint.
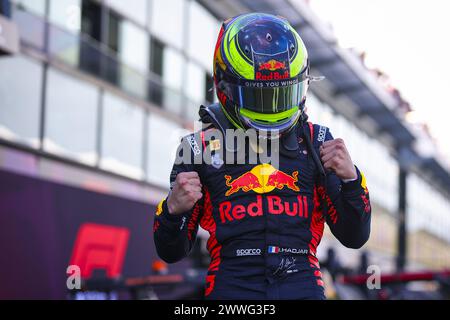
left=222, top=79, right=308, bottom=114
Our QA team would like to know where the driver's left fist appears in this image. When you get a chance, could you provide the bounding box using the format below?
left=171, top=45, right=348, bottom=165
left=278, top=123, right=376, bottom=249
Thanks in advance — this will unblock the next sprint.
left=319, top=138, right=357, bottom=181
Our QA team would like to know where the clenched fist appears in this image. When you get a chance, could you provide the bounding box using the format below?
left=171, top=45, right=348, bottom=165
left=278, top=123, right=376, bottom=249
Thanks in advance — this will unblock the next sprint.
left=319, top=138, right=357, bottom=181
left=167, top=172, right=203, bottom=215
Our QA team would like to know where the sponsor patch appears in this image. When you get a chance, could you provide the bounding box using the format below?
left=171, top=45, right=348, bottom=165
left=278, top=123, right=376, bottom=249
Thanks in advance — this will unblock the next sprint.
left=186, top=136, right=201, bottom=156
left=179, top=216, right=187, bottom=231
left=268, top=246, right=309, bottom=255
left=210, top=139, right=221, bottom=151
left=360, top=170, right=369, bottom=193
left=236, top=248, right=262, bottom=256
left=317, top=126, right=327, bottom=143
left=156, top=199, right=164, bottom=216
left=253, top=51, right=290, bottom=82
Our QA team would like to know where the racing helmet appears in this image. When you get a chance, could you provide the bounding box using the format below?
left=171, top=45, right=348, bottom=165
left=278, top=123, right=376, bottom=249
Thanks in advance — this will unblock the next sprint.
left=213, top=13, right=310, bottom=134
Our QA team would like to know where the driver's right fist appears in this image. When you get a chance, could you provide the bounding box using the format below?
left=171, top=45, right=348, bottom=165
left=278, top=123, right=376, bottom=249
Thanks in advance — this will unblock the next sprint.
left=167, top=172, right=203, bottom=215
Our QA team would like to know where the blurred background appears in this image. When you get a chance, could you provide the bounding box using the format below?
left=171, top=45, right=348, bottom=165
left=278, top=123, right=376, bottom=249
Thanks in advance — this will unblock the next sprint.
left=0, top=0, right=449, bottom=300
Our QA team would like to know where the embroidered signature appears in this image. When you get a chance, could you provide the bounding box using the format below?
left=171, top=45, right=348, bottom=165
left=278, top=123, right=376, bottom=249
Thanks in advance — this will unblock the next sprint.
left=273, top=257, right=298, bottom=275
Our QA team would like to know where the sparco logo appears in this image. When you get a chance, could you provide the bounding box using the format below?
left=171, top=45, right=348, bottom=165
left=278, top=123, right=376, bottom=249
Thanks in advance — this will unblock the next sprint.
left=317, top=126, right=327, bottom=143
left=236, top=248, right=262, bottom=256
left=186, top=136, right=201, bottom=155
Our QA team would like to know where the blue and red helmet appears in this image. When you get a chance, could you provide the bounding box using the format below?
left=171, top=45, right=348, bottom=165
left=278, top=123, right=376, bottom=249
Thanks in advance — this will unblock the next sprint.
left=213, top=13, right=310, bottom=134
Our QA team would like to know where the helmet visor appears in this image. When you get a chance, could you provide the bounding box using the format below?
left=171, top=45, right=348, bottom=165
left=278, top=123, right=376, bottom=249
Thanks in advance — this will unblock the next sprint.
left=222, top=79, right=308, bottom=114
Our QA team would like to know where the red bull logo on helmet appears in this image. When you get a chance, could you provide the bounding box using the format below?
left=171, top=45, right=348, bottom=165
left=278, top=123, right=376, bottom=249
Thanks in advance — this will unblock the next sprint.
left=258, top=59, right=286, bottom=71
left=255, top=70, right=289, bottom=81
left=224, top=164, right=299, bottom=196
left=256, top=59, right=289, bottom=80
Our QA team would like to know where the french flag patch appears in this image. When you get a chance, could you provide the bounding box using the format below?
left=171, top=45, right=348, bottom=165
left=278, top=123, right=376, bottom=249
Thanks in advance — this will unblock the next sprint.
left=268, top=246, right=280, bottom=254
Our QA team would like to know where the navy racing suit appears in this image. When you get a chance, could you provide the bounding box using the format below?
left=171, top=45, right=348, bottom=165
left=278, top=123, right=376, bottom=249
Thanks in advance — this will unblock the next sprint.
left=153, top=119, right=371, bottom=300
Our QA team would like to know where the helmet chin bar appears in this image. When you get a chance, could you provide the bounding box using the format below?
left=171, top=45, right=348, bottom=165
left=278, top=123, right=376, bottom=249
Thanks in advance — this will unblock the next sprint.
left=238, top=109, right=302, bottom=139
left=218, top=90, right=305, bottom=139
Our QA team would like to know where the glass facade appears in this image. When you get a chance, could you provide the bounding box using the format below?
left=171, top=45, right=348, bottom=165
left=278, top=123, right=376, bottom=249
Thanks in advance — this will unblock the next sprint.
left=161, top=47, right=184, bottom=114
left=49, top=31, right=79, bottom=68
left=12, top=1, right=46, bottom=50
left=307, top=95, right=399, bottom=214
left=408, top=173, right=450, bottom=243
left=147, top=113, right=185, bottom=187
left=6, top=0, right=213, bottom=183
left=150, top=0, right=185, bottom=49
left=0, top=55, right=42, bottom=148
left=49, top=0, right=82, bottom=33
left=187, top=1, right=219, bottom=70
left=44, top=68, right=99, bottom=164
left=118, top=20, right=149, bottom=72
left=11, top=0, right=46, bottom=16
left=100, top=92, right=145, bottom=179
left=11, top=0, right=215, bottom=113
left=117, top=20, right=149, bottom=98
left=106, top=0, right=148, bottom=26
left=185, top=61, right=206, bottom=120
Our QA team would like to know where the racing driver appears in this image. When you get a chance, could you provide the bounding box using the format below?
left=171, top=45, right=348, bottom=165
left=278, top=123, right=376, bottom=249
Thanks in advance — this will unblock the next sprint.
left=153, top=13, right=371, bottom=300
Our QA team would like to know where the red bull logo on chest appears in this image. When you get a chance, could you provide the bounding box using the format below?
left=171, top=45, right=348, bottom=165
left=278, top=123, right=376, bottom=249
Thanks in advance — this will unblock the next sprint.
left=219, top=194, right=309, bottom=223
left=224, top=164, right=300, bottom=196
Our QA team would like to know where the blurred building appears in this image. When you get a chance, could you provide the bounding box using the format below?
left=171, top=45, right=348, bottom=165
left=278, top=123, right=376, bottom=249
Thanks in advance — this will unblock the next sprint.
left=0, top=0, right=449, bottom=299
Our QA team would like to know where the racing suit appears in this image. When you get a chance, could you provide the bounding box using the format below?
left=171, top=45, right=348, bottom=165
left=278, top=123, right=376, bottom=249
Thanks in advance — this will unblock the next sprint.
left=153, top=117, right=371, bottom=300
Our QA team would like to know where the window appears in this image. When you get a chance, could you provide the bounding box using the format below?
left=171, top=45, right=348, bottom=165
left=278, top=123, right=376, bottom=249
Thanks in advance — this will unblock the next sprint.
left=81, top=0, right=101, bottom=41
left=101, top=92, right=145, bottom=179
left=102, top=10, right=120, bottom=85
left=49, top=0, right=82, bottom=33
left=106, top=15, right=149, bottom=98
left=0, top=55, right=42, bottom=148
left=162, top=48, right=184, bottom=91
left=150, top=0, right=185, bottom=49
left=187, top=1, right=220, bottom=70
left=162, top=48, right=184, bottom=114
left=147, top=113, right=185, bottom=187
left=44, top=68, right=99, bottom=164
left=48, top=0, right=83, bottom=66
left=12, top=1, right=46, bottom=50
left=118, top=21, right=149, bottom=72
left=107, top=11, right=120, bottom=53
left=11, top=0, right=46, bottom=17
left=150, top=37, right=164, bottom=77
left=150, top=41, right=184, bottom=114
left=118, top=22, right=148, bottom=98
left=148, top=37, right=164, bottom=106
left=105, top=0, right=147, bottom=26
left=0, top=0, right=9, bottom=16
left=79, top=0, right=102, bottom=76
left=185, top=61, right=205, bottom=103
left=205, top=73, right=214, bottom=103
left=184, top=61, right=205, bottom=120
